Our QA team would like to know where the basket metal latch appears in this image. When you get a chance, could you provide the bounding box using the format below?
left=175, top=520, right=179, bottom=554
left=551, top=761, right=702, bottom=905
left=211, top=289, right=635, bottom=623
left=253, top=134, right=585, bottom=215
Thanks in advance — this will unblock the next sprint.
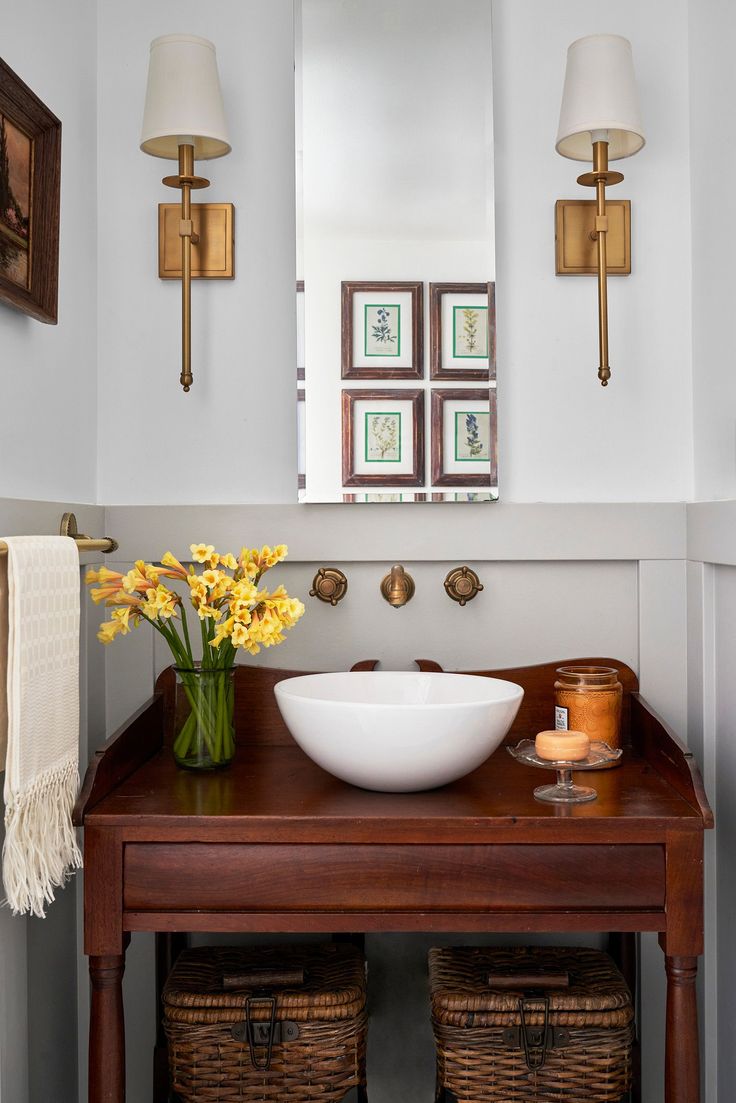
left=518, top=996, right=550, bottom=1071
left=229, top=995, right=299, bottom=1071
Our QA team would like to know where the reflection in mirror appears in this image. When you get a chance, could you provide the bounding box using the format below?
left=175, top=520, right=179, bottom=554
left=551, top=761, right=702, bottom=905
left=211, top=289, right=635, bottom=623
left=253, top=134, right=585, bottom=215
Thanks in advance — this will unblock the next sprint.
left=295, top=0, right=496, bottom=503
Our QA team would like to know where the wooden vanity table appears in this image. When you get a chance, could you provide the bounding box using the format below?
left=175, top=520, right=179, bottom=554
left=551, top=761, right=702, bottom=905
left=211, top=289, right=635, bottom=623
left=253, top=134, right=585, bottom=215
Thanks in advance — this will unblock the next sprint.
left=74, top=658, right=713, bottom=1103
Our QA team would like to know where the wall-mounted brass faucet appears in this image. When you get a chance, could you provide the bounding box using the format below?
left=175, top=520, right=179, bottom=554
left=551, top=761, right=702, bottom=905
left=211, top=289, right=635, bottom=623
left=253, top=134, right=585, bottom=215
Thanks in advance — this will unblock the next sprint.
left=380, top=564, right=415, bottom=608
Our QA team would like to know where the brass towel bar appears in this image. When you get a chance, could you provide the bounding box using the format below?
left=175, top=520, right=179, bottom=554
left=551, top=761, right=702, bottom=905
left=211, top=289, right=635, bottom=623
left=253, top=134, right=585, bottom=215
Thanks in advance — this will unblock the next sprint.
left=0, top=512, right=118, bottom=558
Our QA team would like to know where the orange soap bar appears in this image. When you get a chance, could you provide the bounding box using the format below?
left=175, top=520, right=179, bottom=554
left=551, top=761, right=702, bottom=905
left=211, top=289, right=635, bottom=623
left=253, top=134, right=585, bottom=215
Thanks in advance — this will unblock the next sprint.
left=535, top=729, right=590, bottom=762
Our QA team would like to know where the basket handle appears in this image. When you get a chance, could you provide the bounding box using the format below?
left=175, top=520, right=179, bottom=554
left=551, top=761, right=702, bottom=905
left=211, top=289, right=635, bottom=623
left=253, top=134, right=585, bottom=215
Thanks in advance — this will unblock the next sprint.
left=222, top=967, right=305, bottom=990
left=487, top=971, right=570, bottom=990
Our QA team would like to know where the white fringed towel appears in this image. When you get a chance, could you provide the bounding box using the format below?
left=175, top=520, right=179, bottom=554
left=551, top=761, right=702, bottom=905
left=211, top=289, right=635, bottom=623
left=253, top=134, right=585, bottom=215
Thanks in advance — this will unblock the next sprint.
left=1, top=535, right=82, bottom=917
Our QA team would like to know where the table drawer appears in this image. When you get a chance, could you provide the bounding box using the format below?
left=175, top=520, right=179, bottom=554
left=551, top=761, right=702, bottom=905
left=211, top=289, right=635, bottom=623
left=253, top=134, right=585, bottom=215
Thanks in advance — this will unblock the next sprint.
left=123, top=843, right=665, bottom=912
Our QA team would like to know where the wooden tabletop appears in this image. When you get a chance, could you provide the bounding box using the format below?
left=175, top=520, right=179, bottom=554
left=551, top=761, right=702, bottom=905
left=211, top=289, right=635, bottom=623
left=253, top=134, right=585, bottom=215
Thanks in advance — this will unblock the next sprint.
left=86, top=742, right=700, bottom=843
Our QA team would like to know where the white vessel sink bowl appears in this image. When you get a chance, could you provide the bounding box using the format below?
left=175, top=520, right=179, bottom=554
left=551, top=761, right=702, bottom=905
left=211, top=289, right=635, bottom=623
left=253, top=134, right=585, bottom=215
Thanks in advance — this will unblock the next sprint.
left=274, top=671, right=524, bottom=793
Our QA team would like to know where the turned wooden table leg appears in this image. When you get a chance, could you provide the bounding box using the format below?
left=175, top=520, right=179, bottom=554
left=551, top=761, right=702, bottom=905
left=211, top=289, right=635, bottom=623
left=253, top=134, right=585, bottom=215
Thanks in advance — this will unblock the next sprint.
left=665, top=955, right=699, bottom=1103
left=89, top=954, right=126, bottom=1103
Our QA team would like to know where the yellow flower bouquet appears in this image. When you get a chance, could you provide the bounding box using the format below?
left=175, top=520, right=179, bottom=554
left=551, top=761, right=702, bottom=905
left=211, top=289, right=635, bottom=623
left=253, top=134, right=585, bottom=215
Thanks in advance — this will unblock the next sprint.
left=86, top=543, right=304, bottom=769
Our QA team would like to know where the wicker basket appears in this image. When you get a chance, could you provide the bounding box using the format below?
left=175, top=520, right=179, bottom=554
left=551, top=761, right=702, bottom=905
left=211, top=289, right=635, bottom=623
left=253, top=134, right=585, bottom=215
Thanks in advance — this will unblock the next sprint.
left=163, top=943, right=367, bottom=1102
left=429, top=946, right=634, bottom=1103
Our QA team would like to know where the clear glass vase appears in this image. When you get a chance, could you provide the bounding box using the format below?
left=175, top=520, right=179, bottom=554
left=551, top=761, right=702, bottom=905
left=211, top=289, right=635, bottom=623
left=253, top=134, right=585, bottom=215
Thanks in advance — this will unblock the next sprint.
left=173, top=665, right=236, bottom=770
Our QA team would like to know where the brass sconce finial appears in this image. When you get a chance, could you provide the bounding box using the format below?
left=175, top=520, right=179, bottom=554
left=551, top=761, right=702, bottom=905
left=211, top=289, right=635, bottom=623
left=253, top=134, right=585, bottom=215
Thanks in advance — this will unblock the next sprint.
left=140, top=34, right=234, bottom=393
left=380, top=565, right=415, bottom=608
left=555, top=34, right=645, bottom=386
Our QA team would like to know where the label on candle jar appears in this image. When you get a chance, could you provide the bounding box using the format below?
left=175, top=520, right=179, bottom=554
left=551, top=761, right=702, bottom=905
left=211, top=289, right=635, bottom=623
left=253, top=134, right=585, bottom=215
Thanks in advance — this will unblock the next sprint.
left=555, top=705, right=569, bottom=730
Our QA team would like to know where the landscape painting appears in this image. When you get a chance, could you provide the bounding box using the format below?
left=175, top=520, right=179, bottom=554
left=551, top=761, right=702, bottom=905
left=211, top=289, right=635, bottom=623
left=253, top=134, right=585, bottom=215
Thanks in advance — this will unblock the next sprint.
left=0, top=112, right=31, bottom=289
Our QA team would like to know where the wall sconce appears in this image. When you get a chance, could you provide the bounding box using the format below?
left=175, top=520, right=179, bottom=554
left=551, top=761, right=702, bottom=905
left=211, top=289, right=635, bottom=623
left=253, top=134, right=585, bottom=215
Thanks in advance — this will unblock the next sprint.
left=140, top=34, right=233, bottom=392
left=555, top=34, right=645, bottom=386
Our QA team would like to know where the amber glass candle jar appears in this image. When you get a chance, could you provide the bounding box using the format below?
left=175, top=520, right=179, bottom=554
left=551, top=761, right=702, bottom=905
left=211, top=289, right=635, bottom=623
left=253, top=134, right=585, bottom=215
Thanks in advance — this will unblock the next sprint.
left=554, top=666, right=623, bottom=761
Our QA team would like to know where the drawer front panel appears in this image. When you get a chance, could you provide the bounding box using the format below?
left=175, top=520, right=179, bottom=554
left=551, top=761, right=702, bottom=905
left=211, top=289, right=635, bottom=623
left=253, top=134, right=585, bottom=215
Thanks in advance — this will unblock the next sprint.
left=123, top=843, right=665, bottom=912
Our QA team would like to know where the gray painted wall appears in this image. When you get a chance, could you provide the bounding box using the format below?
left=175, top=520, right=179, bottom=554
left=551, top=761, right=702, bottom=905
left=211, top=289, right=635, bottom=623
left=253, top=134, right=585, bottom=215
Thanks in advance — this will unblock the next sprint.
left=91, top=501, right=692, bottom=1103
left=0, top=502, right=105, bottom=1103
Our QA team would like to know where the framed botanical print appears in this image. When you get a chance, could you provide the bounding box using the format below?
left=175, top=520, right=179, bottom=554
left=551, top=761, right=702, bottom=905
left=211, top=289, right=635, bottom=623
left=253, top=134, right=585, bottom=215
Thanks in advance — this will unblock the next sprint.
left=431, top=388, right=497, bottom=488
left=429, top=282, right=495, bottom=381
left=341, top=281, right=423, bottom=379
left=342, top=388, right=425, bottom=486
left=0, top=59, right=61, bottom=324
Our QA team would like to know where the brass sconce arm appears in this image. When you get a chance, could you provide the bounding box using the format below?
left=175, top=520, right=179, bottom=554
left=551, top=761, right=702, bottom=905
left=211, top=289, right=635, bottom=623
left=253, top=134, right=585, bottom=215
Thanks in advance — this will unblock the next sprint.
left=576, top=141, right=624, bottom=386
left=162, top=144, right=210, bottom=392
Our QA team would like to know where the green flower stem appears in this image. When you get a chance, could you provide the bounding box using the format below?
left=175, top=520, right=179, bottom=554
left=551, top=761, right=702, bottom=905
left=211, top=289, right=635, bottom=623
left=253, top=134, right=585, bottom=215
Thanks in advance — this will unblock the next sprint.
left=173, top=669, right=235, bottom=767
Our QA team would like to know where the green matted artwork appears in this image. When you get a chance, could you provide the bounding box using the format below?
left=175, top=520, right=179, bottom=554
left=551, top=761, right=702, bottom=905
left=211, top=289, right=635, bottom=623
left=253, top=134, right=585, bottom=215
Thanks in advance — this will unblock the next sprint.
left=452, top=305, right=488, bottom=359
left=454, top=410, right=491, bottom=461
left=431, top=387, right=496, bottom=488
left=341, top=281, right=423, bottom=380
left=430, top=282, right=495, bottom=381
left=364, top=410, right=402, bottom=462
left=342, top=388, right=425, bottom=487
left=364, top=304, right=401, bottom=357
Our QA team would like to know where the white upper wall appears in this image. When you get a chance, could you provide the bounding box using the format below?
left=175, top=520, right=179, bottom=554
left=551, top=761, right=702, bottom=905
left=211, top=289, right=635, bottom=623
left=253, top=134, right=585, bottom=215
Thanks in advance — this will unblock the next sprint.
left=0, top=0, right=98, bottom=504
left=95, top=0, right=695, bottom=505
left=0, top=0, right=698, bottom=506
left=689, top=0, right=736, bottom=500
left=96, top=0, right=297, bottom=505
left=493, top=0, right=693, bottom=501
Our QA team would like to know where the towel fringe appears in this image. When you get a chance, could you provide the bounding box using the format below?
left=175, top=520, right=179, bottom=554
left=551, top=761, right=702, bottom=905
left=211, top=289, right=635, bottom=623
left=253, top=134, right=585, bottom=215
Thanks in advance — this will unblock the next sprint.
left=3, top=757, right=83, bottom=918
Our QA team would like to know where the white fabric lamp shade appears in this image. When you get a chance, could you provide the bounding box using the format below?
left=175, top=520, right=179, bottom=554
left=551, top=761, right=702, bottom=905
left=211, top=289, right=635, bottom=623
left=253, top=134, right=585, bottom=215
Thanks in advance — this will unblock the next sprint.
left=556, top=34, right=645, bottom=161
left=140, top=34, right=231, bottom=160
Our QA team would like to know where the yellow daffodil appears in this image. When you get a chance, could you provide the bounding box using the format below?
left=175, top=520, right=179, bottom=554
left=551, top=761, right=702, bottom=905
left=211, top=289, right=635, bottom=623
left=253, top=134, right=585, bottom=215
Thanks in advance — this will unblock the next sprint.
left=230, top=600, right=253, bottom=621
left=231, top=621, right=251, bottom=648
left=89, top=585, right=121, bottom=605
left=105, top=592, right=143, bottom=607
left=191, top=543, right=216, bottom=564
left=160, top=551, right=188, bottom=578
left=97, top=619, right=124, bottom=645
left=85, top=566, right=123, bottom=585
left=201, top=569, right=228, bottom=590
left=110, top=607, right=134, bottom=635
left=141, top=585, right=179, bottom=621
left=231, top=578, right=258, bottom=604
left=91, top=539, right=302, bottom=663
left=122, top=566, right=151, bottom=594
left=212, top=616, right=236, bottom=648
left=196, top=602, right=221, bottom=621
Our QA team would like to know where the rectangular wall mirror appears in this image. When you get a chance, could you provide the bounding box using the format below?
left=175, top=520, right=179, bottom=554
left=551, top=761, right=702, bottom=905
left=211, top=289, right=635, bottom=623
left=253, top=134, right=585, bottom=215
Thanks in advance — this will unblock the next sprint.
left=295, top=0, right=497, bottom=503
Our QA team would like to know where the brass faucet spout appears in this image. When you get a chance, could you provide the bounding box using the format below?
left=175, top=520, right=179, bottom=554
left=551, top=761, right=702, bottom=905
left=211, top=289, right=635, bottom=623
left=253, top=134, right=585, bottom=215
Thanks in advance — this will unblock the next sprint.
left=380, top=564, right=415, bottom=607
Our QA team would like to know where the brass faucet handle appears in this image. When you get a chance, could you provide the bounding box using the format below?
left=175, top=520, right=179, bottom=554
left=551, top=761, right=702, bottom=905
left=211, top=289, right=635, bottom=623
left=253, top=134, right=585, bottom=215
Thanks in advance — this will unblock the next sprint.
left=310, top=567, right=348, bottom=607
left=444, top=566, right=483, bottom=606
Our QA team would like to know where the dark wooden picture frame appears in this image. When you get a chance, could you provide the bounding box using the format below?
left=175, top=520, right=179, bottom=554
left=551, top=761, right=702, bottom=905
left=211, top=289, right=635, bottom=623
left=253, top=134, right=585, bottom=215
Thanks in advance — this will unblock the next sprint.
left=429, top=281, right=495, bottom=381
left=296, top=279, right=305, bottom=381
left=342, top=388, right=425, bottom=487
left=341, top=281, right=423, bottom=379
left=0, top=59, right=61, bottom=324
left=297, top=387, right=306, bottom=491
left=431, top=387, right=497, bottom=488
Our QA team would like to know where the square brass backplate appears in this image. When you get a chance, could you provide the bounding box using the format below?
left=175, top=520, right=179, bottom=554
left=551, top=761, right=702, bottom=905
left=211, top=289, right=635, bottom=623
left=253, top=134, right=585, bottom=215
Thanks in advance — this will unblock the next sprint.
left=555, top=199, right=631, bottom=275
left=158, top=203, right=234, bottom=279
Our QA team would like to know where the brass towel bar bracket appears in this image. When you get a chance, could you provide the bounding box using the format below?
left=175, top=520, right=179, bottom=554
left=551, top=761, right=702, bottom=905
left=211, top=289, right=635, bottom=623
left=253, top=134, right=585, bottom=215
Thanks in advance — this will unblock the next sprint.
left=0, top=512, right=118, bottom=557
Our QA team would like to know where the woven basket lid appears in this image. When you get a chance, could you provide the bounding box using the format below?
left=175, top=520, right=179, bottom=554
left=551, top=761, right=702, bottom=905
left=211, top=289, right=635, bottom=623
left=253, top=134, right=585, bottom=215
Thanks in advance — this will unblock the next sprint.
left=429, top=946, right=633, bottom=1028
left=164, top=943, right=366, bottom=1024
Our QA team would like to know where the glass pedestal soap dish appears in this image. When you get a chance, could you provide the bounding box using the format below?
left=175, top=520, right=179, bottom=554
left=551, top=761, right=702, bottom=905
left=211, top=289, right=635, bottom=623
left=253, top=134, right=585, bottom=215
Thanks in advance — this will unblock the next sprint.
left=507, top=739, right=622, bottom=803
